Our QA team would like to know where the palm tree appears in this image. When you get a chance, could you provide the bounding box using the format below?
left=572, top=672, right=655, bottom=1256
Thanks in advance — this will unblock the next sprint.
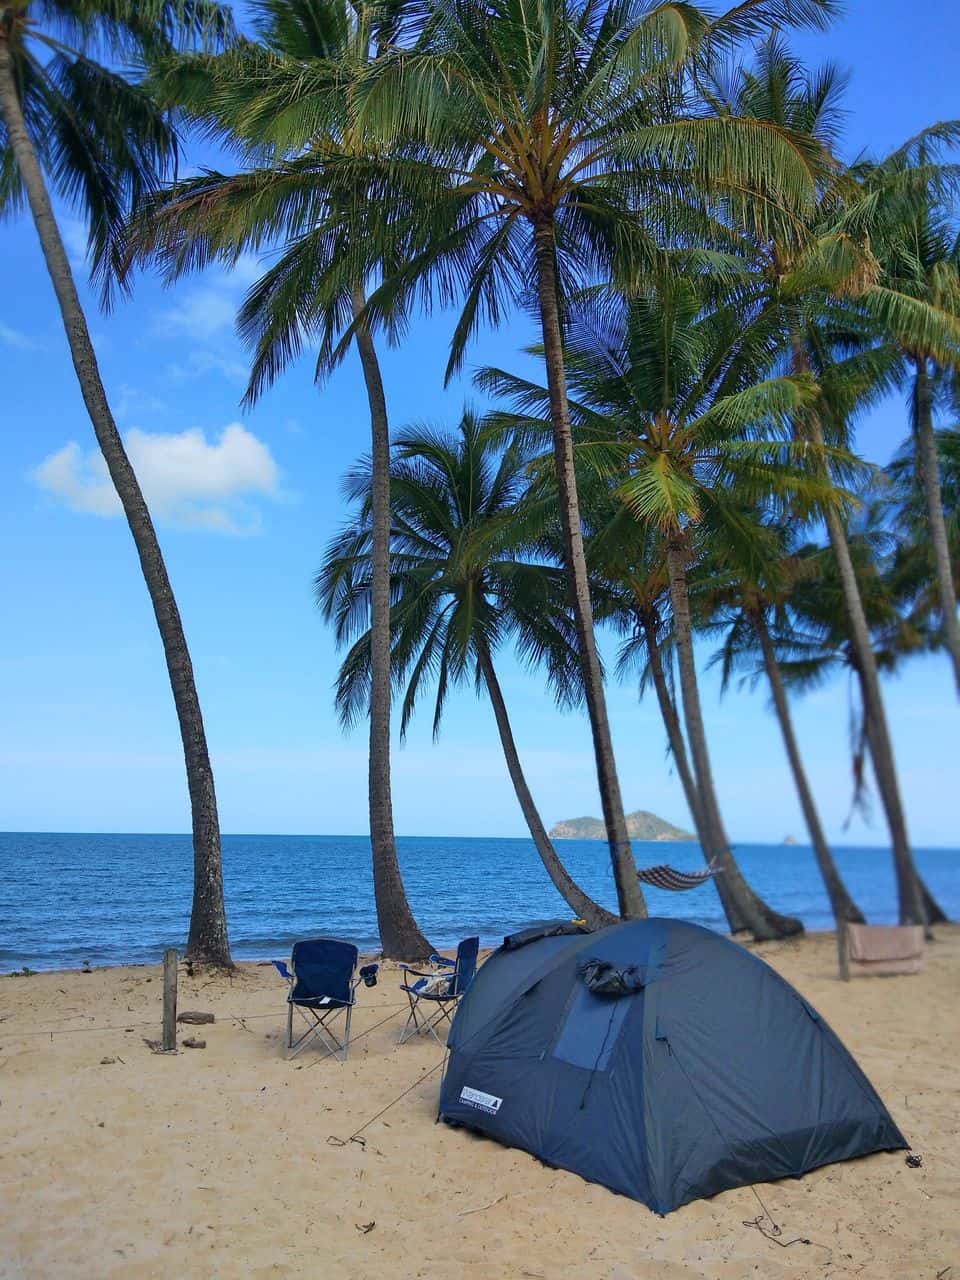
left=698, top=524, right=865, bottom=926
left=306, top=0, right=839, bottom=918
left=885, top=427, right=960, bottom=648
left=0, top=0, right=233, bottom=966
left=715, top=38, right=959, bottom=925
left=317, top=413, right=619, bottom=930
left=770, top=515, right=947, bottom=924
left=131, top=0, right=433, bottom=958
left=869, top=167, right=960, bottom=690
left=481, top=278, right=844, bottom=938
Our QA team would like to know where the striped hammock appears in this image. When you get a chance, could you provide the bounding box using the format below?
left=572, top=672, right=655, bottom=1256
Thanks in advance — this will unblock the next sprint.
left=636, top=858, right=721, bottom=892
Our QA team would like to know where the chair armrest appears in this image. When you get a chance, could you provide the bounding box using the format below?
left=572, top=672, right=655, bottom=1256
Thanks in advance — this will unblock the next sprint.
left=402, top=973, right=452, bottom=995
left=429, top=954, right=456, bottom=968
left=273, top=959, right=292, bottom=982
left=399, top=964, right=437, bottom=978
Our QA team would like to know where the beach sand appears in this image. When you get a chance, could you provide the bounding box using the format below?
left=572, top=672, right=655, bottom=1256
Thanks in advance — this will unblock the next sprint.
left=1, top=929, right=957, bottom=1279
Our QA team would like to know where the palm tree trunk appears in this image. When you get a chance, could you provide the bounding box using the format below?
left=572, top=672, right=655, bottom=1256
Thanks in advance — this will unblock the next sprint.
left=808, top=425, right=926, bottom=925
left=0, top=41, right=231, bottom=967
left=665, top=535, right=803, bottom=940
left=791, top=336, right=926, bottom=927
left=861, top=702, right=949, bottom=927
left=477, top=649, right=617, bottom=930
left=755, top=612, right=864, bottom=926
left=530, top=218, right=645, bottom=919
left=640, top=612, right=704, bottom=834
left=351, top=289, right=432, bottom=960
left=918, top=877, right=949, bottom=925
left=914, top=358, right=960, bottom=693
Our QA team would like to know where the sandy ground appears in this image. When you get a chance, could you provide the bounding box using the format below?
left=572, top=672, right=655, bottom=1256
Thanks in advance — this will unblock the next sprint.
left=1, top=929, right=958, bottom=1280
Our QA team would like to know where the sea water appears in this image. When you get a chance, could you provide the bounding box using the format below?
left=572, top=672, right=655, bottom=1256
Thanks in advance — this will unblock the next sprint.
left=1, top=831, right=957, bottom=971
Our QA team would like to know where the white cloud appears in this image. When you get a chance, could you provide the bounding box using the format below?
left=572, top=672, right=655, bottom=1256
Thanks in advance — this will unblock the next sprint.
left=60, top=217, right=90, bottom=269
left=148, top=255, right=270, bottom=383
left=31, top=423, right=280, bottom=534
left=113, top=385, right=169, bottom=421
left=153, top=256, right=265, bottom=340
left=230, top=253, right=267, bottom=287
left=166, top=349, right=248, bottom=384
left=153, top=285, right=238, bottom=341
left=0, top=322, right=43, bottom=351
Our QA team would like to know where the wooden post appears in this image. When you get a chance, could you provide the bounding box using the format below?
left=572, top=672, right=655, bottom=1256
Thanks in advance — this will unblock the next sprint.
left=837, top=923, right=850, bottom=982
left=162, top=948, right=178, bottom=1051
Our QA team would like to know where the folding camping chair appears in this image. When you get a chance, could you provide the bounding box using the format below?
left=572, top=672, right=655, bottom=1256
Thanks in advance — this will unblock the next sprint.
left=273, top=938, right=378, bottom=1061
left=398, top=936, right=480, bottom=1045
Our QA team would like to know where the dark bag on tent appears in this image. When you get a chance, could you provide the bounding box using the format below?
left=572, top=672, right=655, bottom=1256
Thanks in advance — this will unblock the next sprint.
left=579, top=958, right=646, bottom=997
left=503, top=920, right=591, bottom=951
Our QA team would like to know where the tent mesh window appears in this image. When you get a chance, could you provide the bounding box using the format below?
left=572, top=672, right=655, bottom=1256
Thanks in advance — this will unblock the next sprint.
left=551, top=982, right=635, bottom=1071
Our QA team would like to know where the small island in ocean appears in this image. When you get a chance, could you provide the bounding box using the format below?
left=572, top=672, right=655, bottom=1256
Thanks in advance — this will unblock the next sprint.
left=549, top=810, right=695, bottom=841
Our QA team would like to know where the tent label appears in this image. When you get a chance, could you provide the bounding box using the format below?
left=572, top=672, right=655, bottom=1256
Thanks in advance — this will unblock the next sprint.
left=460, top=1086, right=503, bottom=1114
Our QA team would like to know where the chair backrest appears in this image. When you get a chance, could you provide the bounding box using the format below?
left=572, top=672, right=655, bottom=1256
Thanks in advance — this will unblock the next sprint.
left=290, top=938, right=359, bottom=1004
left=452, top=936, right=480, bottom=996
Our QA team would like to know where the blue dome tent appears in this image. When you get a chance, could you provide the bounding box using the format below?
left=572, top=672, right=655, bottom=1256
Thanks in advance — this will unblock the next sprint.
left=438, top=919, right=906, bottom=1213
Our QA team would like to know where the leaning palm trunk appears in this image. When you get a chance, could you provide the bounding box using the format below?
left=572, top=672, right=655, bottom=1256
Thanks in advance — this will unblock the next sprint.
left=640, top=613, right=704, bottom=835
left=914, top=359, right=960, bottom=694
left=478, top=649, right=618, bottom=930
left=532, top=220, right=645, bottom=919
left=351, top=290, right=432, bottom=960
left=791, top=334, right=926, bottom=926
left=665, top=536, right=803, bottom=940
left=860, top=703, right=949, bottom=927
left=755, top=612, right=864, bottom=926
left=918, top=877, right=949, bottom=925
left=805, top=416, right=927, bottom=926
left=0, top=43, right=231, bottom=967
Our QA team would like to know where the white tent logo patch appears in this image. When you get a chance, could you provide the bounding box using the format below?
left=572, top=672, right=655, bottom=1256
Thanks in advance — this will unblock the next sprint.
left=460, top=1086, right=503, bottom=1115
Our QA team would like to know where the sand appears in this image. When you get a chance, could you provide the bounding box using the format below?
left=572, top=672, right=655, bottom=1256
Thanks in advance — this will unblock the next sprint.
left=1, top=929, right=958, bottom=1280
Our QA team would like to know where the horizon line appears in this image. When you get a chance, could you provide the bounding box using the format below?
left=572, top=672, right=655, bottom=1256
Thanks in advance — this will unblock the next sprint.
left=2, top=829, right=958, bottom=853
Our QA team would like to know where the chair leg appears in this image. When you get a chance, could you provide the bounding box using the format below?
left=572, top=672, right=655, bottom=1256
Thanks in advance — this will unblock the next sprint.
left=398, top=1011, right=417, bottom=1045
left=426, top=997, right=461, bottom=1044
left=422, top=1002, right=449, bottom=1046
left=287, top=1007, right=323, bottom=1059
left=400, top=997, right=456, bottom=1046
left=398, top=990, right=422, bottom=1045
left=342, top=1003, right=353, bottom=1063
left=287, top=1004, right=356, bottom=1062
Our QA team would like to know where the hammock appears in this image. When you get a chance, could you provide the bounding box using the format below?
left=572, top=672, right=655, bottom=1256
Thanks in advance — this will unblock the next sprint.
left=636, top=858, right=721, bottom=892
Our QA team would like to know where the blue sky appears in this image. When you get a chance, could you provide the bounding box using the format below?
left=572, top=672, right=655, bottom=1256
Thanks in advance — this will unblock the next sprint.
left=1, top=1, right=958, bottom=846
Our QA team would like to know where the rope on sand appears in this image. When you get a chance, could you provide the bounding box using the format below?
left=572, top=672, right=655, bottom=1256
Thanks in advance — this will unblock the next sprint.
left=742, top=1186, right=832, bottom=1261
left=4, top=1002, right=409, bottom=1039
left=326, top=1058, right=445, bottom=1149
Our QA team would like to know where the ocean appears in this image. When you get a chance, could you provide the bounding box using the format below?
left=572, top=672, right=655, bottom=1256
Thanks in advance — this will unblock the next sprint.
left=1, top=831, right=957, bottom=972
